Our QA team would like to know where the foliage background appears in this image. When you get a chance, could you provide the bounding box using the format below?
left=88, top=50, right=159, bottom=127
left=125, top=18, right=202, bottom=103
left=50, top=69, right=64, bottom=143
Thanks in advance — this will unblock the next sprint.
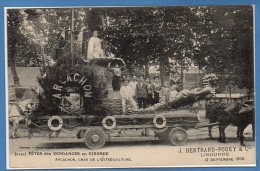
left=7, top=6, right=254, bottom=94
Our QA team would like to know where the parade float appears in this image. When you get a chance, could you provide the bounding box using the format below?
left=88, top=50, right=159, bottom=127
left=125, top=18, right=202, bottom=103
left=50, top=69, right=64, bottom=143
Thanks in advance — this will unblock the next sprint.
left=25, top=53, right=214, bottom=149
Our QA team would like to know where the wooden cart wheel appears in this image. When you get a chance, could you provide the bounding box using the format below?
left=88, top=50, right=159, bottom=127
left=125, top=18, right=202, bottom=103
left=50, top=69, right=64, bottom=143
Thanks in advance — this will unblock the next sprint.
left=168, top=127, right=188, bottom=146
left=84, top=128, right=107, bottom=149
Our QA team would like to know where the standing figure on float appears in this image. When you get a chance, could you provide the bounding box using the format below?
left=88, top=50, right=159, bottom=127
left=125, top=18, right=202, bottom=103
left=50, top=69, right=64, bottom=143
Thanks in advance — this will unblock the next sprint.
left=87, top=30, right=104, bottom=60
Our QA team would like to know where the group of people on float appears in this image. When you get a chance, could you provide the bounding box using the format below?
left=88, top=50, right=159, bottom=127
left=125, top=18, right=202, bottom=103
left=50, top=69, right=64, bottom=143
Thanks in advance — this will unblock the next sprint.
left=118, top=75, right=178, bottom=114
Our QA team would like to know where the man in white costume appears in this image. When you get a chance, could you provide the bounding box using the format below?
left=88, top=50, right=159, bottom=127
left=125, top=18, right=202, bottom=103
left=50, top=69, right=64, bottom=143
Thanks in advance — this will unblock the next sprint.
left=128, top=75, right=138, bottom=101
left=120, top=79, right=137, bottom=114
left=87, top=30, right=104, bottom=60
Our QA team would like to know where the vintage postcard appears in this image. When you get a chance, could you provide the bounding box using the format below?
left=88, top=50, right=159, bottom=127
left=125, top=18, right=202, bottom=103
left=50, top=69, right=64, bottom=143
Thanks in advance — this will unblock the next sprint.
left=6, top=5, right=255, bottom=169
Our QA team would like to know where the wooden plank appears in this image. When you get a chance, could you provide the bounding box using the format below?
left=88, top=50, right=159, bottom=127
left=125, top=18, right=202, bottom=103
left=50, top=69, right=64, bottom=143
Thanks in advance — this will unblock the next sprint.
left=113, top=114, right=154, bottom=119
left=114, top=125, right=154, bottom=129
left=30, top=115, right=85, bottom=120
left=109, top=136, right=159, bottom=142
left=183, top=120, right=198, bottom=123
left=113, top=113, right=197, bottom=119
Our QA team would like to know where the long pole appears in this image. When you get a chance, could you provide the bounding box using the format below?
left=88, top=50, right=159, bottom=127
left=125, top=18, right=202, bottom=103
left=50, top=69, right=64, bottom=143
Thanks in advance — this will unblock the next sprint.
left=71, top=9, right=75, bottom=66
left=41, top=40, right=46, bottom=73
left=180, top=59, right=184, bottom=90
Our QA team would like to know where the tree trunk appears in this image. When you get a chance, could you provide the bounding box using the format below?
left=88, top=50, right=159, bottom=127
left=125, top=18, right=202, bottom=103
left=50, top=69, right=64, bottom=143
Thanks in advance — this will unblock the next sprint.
left=82, top=9, right=91, bottom=59
left=82, top=28, right=89, bottom=58
left=145, top=62, right=149, bottom=77
left=247, top=88, right=251, bottom=100
left=10, top=53, right=20, bottom=85
left=159, top=56, right=168, bottom=85
left=228, top=82, right=232, bottom=103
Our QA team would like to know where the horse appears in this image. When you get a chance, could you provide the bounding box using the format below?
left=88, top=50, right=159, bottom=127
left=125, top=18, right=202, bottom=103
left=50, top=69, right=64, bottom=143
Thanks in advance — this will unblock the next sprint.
left=8, top=98, right=32, bottom=138
left=218, top=102, right=255, bottom=146
left=205, top=100, right=226, bottom=138
left=206, top=100, right=255, bottom=146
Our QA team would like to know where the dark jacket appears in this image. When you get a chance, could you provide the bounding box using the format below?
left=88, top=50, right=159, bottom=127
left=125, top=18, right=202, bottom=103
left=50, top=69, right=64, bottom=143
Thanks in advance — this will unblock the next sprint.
left=136, top=82, right=148, bottom=98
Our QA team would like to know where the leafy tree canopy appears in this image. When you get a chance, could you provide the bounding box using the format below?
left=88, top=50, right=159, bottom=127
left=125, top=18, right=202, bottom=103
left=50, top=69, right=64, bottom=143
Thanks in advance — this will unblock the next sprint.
left=8, top=6, right=254, bottom=91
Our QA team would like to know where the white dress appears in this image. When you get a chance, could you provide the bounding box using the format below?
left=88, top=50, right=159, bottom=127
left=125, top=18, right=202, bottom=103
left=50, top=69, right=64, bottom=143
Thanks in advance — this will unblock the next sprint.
left=87, top=36, right=104, bottom=59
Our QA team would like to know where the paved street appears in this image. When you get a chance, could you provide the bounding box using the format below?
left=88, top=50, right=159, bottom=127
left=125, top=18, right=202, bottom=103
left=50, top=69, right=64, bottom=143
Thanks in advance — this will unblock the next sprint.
left=8, top=110, right=255, bottom=169
left=9, top=126, right=254, bottom=153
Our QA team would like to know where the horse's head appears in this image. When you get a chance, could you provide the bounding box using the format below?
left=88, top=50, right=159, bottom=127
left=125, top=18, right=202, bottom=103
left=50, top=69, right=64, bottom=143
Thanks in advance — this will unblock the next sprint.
left=239, top=102, right=254, bottom=115
left=224, top=102, right=242, bottom=114
left=18, top=98, right=33, bottom=112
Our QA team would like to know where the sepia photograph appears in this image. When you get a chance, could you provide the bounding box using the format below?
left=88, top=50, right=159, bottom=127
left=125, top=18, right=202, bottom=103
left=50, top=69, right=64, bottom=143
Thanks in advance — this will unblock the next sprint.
left=6, top=5, right=255, bottom=169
